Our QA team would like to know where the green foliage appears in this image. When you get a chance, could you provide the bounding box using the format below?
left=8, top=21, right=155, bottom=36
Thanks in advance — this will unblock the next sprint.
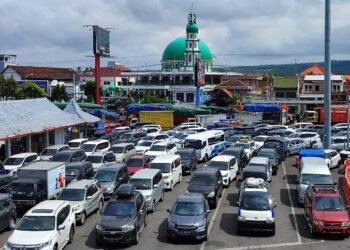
left=140, top=94, right=166, bottom=104
left=0, top=76, right=18, bottom=99
left=50, top=84, right=69, bottom=102
left=16, top=82, right=48, bottom=99
left=81, top=80, right=95, bottom=102
left=207, top=91, right=242, bottom=107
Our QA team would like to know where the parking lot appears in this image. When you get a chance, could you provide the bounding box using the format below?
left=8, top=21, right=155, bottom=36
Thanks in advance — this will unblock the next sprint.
left=0, top=156, right=348, bottom=250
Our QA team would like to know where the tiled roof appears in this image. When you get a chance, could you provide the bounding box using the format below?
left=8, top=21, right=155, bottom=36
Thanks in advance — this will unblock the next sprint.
left=6, top=66, right=75, bottom=80
left=0, top=98, right=82, bottom=140
left=300, top=64, right=325, bottom=75
left=115, top=64, right=130, bottom=72
left=64, top=99, right=100, bottom=124
left=215, top=79, right=252, bottom=90
left=274, top=78, right=297, bottom=89
left=79, top=67, right=121, bottom=77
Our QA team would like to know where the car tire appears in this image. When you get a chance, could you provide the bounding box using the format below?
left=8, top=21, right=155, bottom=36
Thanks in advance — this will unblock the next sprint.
left=8, top=217, right=16, bottom=230
left=212, top=197, right=218, bottom=209
left=188, top=167, right=192, bottom=175
left=97, top=200, right=103, bottom=214
left=132, top=228, right=140, bottom=245
left=95, top=236, right=103, bottom=246
left=204, top=154, right=208, bottom=163
left=179, top=174, right=182, bottom=183
left=170, top=181, right=174, bottom=191
left=160, top=190, right=165, bottom=202
left=203, top=229, right=208, bottom=241
left=309, top=224, right=315, bottom=236
left=79, top=211, right=86, bottom=225
left=151, top=201, right=155, bottom=213
left=271, top=224, right=275, bottom=236
left=144, top=213, right=148, bottom=227
left=53, top=244, right=58, bottom=250
left=68, top=226, right=74, bottom=244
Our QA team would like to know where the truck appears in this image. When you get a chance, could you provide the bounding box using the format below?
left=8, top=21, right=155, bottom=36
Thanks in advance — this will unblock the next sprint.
left=139, top=110, right=174, bottom=130
left=195, top=114, right=227, bottom=127
left=242, top=104, right=289, bottom=125
left=10, top=161, right=66, bottom=209
left=303, top=106, right=348, bottom=124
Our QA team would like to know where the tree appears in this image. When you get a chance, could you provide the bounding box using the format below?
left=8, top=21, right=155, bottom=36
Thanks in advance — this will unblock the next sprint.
left=16, top=82, right=48, bottom=99
left=50, top=84, right=69, bottom=102
left=140, top=94, right=166, bottom=104
left=81, top=80, right=95, bottom=102
left=0, top=76, right=18, bottom=100
left=206, top=91, right=242, bottom=107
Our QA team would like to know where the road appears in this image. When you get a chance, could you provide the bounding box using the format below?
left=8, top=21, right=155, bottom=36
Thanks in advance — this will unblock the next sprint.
left=0, top=156, right=349, bottom=250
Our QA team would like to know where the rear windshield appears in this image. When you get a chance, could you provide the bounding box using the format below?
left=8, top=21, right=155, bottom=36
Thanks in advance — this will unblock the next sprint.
left=243, top=170, right=267, bottom=181
left=301, top=174, right=333, bottom=185
left=68, top=142, right=81, bottom=148
left=129, top=178, right=152, bottom=190
left=150, top=163, right=171, bottom=173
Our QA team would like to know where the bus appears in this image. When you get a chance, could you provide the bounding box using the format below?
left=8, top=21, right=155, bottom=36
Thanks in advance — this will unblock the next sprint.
left=184, top=130, right=225, bottom=162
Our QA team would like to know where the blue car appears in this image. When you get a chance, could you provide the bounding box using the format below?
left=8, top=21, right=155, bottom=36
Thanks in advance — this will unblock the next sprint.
left=286, top=138, right=306, bottom=156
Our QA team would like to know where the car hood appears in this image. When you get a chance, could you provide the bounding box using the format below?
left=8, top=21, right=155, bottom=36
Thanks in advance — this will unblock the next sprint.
left=313, top=210, right=349, bottom=222
left=135, top=146, right=148, bottom=152
left=98, top=215, right=134, bottom=229
left=136, top=190, right=152, bottom=197
left=146, top=151, right=165, bottom=157
left=187, top=184, right=215, bottom=195
left=8, top=230, right=54, bottom=245
left=169, top=214, right=206, bottom=227
left=40, top=155, right=52, bottom=161
left=97, top=181, right=113, bottom=189
left=128, top=167, right=142, bottom=175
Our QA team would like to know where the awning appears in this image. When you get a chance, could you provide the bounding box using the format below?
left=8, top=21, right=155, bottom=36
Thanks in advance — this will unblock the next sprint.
left=64, top=99, right=100, bottom=124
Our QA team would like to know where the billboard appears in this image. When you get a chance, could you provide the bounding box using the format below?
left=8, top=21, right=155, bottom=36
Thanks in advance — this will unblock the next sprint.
left=195, top=59, right=205, bottom=87
left=17, top=80, right=49, bottom=93
left=93, top=26, right=110, bottom=56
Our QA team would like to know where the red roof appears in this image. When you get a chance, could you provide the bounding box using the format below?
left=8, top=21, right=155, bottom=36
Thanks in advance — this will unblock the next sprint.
left=7, top=66, right=75, bottom=80
left=300, top=64, right=325, bottom=75
left=344, top=75, right=350, bottom=83
left=79, top=67, right=122, bottom=77
left=115, top=64, right=130, bottom=72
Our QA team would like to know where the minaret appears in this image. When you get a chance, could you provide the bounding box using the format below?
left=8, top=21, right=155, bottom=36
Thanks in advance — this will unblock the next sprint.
left=184, top=10, right=200, bottom=71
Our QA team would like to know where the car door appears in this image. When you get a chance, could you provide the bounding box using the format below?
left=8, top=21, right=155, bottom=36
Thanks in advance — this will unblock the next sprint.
left=128, top=145, right=136, bottom=159
left=56, top=206, right=70, bottom=248
left=0, top=199, right=8, bottom=230
left=230, top=158, right=238, bottom=179
left=136, top=194, right=145, bottom=230
left=175, top=158, right=182, bottom=183
left=86, top=184, right=99, bottom=215
left=304, top=189, right=313, bottom=222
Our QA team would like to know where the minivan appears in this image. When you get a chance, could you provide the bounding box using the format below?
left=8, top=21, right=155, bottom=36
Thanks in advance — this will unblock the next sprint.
left=65, top=161, right=94, bottom=185
left=246, top=157, right=272, bottom=181
left=150, top=154, right=182, bottom=190
left=129, top=168, right=165, bottom=212
left=80, top=139, right=110, bottom=156
left=297, top=157, right=333, bottom=204
left=257, top=148, right=279, bottom=175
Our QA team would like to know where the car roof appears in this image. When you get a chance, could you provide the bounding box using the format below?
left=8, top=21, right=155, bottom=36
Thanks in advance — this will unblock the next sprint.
left=176, top=193, right=204, bottom=203
left=324, top=149, right=337, bottom=153
left=45, top=144, right=68, bottom=150
left=65, top=161, right=91, bottom=167
left=210, top=155, right=235, bottom=162
left=8, top=152, right=37, bottom=158
left=250, top=157, right=269, bottom=164
left=301, top=158, right=330, bottom=174
left=84, top=139, right=109, bottom=144
left=98, top=162, right=126, bottom=171
left=87, top=151, right=110, bottom=157
left=111, top=143, right=134, bottom=147
left=259, top=148, right=277, bottom=153
left=151, top=154, right=180, bottom=163
left=193, top=167, right=219, bottom=176
left=131, top=168, right=160, bottom=179
left=244, top=164, right=266, bottom=172
left=66, top=179, right=97, bottom=189
left=69, top=138, right=88, bottom=143
left=27, top=200, right=68, bottom=215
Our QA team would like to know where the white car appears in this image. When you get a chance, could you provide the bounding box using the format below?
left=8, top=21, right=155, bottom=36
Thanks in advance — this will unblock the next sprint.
left=324, top=149, right=341, bottom=169
left=80, top=139, right=110, bottom=156
left=288, top=122, right=313, bottom=130
left=142, top=127, right=161, bottom=136
left=4, top=200, right=75, bottom=250
left=4, top=152, right=39, bottom=176
left=207, top=155, right=238, bottom=186
left=288, top=132, right=321, bottom=148
left=145, top=141, right=177, bottom=159
left=135, top=140, right=161, bottom=154
left=141, top=124, right=162, bottom=131
left=114, top=126, right=131, bottom=132
left=233, top=141, right=255, bottom=160
left=68, top=138, right=89, bottom=149
left=109, top=143, right=136, bottom=163
left=86, top=151, right=116, bottom=171
left=40, top=144, right=70, bottom=161
left=253, top=135, right=268, bottom=150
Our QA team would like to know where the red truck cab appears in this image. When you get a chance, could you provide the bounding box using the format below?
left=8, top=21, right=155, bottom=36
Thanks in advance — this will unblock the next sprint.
left=127, top=155, right=152, bottom=176
left=304, top=184, right=350, bottom=236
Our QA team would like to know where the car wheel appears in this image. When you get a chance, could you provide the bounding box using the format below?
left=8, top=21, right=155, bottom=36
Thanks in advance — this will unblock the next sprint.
left=203, top=229, right=208, bottom=241
left=271, top=224, right=275, bottom=236
left=68, top=226, right=74, bottom=244
left=188, top=167, right=192, bottom=175
left=179, top=174, right=182, bottom=183
left=170, top=181, right=174, bottom=191
left=160, top=190, right=165, bottom=202
left=151, top=201, right=155, bottom=213
left=144, top=212, right=148, bottom=227
left=123, top=160, right=125, bottom=164
left=204, top=154, right=208, bottom=162
left=132, top=228, right=140, bottom=245
left=53, top=244, right=58, bottom=250
left=97, top=200, right=103, bottom=214
left=212, top=197, right=218, bottom=209
left=95, top=235, right=103, bottom=246
left=79, top=211, right=86, bottom=225
left=8, top=217, right=16, bottom=230
left=309, top=224, right=315, bottom=236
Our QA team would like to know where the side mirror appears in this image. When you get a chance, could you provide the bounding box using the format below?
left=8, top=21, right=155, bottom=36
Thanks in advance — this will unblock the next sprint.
left=166, top=208, right=171, bottom=213
left=207, top=209, right=211, bottom=214
left=153, top=184, right=158, bottom=188
left=57, top=224, right=65, bottom=231
left=235, top=201, right=240, bottom=207
left=230, top=166, right=234, bottom=169
left=203, top=165, right=207, bottom=168
left=86, top=196, right=92, bottom=200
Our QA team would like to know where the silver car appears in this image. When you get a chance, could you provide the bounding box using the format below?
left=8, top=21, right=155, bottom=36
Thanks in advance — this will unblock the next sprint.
left=57, top=179, right=104, bottom=225
left=40, top=144, right=70, bottom=160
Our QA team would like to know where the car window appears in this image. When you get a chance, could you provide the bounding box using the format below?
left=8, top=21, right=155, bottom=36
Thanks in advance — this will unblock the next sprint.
left=57, top=207, right=68, bottom=226
left=87, top=184, right=98, bottom=197
left=136, top=194, right=144, bottom=211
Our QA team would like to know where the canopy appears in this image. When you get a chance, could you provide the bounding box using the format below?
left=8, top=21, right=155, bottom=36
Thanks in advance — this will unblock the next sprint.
left=299, top=149, right=325, bottom=159
left=243, top=104, right=281, bottom=113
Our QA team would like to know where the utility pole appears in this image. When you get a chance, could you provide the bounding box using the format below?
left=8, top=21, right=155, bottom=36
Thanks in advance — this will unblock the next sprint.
left=324, top=0, right=331, bottom=149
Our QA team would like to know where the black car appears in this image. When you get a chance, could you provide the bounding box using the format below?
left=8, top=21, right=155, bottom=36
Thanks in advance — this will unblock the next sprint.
left=260, top=142, right=284, bottom=163
left=167, top=193, right=210, bottom=241
left=94, top=163, right=129, bottom=198
left=256, top=148, right=279, bottom=175
left=65, top=161, right=94, bottom=185
left=0, top=194, right=17, bottom=232
left=264, top=137, right=287, bottom=159
left=222, top=147, right=249, bottom=172
left=95, top=184, right=147, bottom=245
left=175, top=148, right=197, bottom=175
left=0, top=175, right=15, bottom=193
left=50, top=149, right=87, bottom=163
left=187, top=168, right=223, bottom=209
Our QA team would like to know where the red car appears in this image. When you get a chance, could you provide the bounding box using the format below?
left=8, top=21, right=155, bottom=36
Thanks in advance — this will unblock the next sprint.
left=304, top=184, right=350, bottom=236
left=127, top=155, right=152, bottom=176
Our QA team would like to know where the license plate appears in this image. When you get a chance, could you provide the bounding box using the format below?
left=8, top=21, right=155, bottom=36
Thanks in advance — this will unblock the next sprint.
left=181, top=230, right=192, bottom=235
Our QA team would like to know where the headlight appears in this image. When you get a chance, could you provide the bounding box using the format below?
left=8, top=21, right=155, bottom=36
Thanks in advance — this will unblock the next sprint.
left=196, top=223, right=206, bottom=230
left=266, top=217, right=275, bottom=223
left=237, top=216, right=246, bottom=221
left=207, top=191, right=215, bottom=198
left=313, top=220, right=324, bottom=226
left=222, top=173, right=228, bottom=177
left=4, top=242, right=14, bottom=250
left=38, top=240, right=52, bottom=248
left=122, top=225, right=135, bottom=232
left=145, top=195, right=152, bottom=200
left=168, top=221, right=176, bottom=228
left=96, top=224, right=103, bottom=231
left=341, top=221, right=350, bottom=226
left=73, top=204, right=81, bottom=211
left=106, top=184, right=115, bottom=192
left=163, top=176, right=169, bottom=179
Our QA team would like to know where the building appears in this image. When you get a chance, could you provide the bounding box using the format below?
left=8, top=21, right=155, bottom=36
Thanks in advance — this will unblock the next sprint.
left=0, top=54, right=17, bottom=73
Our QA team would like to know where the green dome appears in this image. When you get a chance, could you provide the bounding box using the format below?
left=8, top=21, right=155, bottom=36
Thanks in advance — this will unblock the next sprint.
left=162, top=37, right=212, bottom=61
left=108, top=84, right=116, bottom=91
left=186, top=23, right=198, bottom=33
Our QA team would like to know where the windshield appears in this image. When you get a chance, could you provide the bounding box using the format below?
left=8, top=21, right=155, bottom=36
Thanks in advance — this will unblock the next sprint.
left=127, top=158, right=143, bottom=167
left=149, top=145, right=166, bottom=152
left=175, top=151, right=192, bottom=160
left=207, top=161, right=228, bottom=171
left=287, top=134, right=298, bottom=138
left=17, top=216, right=55, bottom=231
left=41, top=149, right=58, bottom=156
left=81, top=144, right=96, bottom=153
left=129, top=178, right=152, bottom=190
left=95, top=170, right=116, bottom=182
left=10, top=183, right=34, bottom=195
left=86, top=155, right=103, bottom=163
left=190, top=174, right=216, bottom=186
left=68, top=142, right=81, bottom=148
left=119, top=134, right=132, bottom=139
left=66, top=167, right=81, bottom=176
left=253, top=136, right=266, bottom=142
left=51, top=153, right=71, bottom=162
left=173, top=133, right=184, bottom=139
left=241, top=192, right=271, bottom=210
left=4, top=157, right=24, bottom=166
left=173, top=202, right=204, bottom=216
left=103, top=202, right=135, bottom=216
left=150, top=163, right=171, bottom=173
left=137, top=141, right=153, bottom=147
left=110, top=146, right=124, bottom=154
left=227, top=136, right=240, bottom=143
left=222, top=150, right=238, bottom=158
left=234, top=143, right=249, bottom=149
left=58, top=189, right=85, bottom=201
left=314, top=196, right=345, bottom=211
left=301, top=174, right=333, bottom=185
left=184, top=139, right=203, bottom=150
left=258, top=152, right=275, bottom=159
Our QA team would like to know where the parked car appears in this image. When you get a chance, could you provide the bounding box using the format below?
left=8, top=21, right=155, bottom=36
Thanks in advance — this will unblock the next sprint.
left=331, top=137, right=348, bottom=152
left=167, top=193, right=210, bottom=241
left=65, top=162, right=94, bottom=185
left=68, top=138, right=89, bottom=149
left=110, top=143, right=136, bottom=163
left=116, top=131, right=148, bottom=145
left=0, top=194, right=16, bottom=232
left=225, top=135, right=242, bottom=148
left=4, top=200, right=75, bottom=250
left=252, top=135, right=268, bottom=150
left=135, top=140, right=161, bottom=154
left=340, top=147, right=350, bottom=163
left=304, top=184, right=350, bottom=236
left=58, top=179, right=104, bottom=225
left=288, top=132, right=321, bottom=148
left=145, top=141, right=177, bottom=159
left=50, top=149, right=87, bottom=163
left=4, top=153, right=39, bottom=176
left=86, top=151, right=116, bottom=172
left=129, top=168, right=165, bottom=212
left=127, top=155, right=152, bottom=176
left=80, top=139, right=110, bottom=156
left=95, top=184, right=147, bottom=245
left=40, top=144, right=70, bottom=160
left=256, top=148, right=279, bottom=175
left=94, top=163, right=129, bottom=199
left=324, top=149, right=341, bottom=169
left=260, top=142, right=284, bottom=163
left=175, top=148, right=197, bottom=175
left=264, top=137, right=288, bottom=160
left=187, top=168, right=223, bottom=209
left=0, top=161, right=5, bottom=175
left=233, top=141, right=255, bottom=160
left=285, top=138, right=306, bottom=156
left=222, top=147, right=249, bottom=172
left=207, top=155, right=238, bottom=187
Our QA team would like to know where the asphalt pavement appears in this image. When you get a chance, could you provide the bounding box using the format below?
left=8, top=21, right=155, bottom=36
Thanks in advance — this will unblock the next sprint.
left=0, top=156, right=349, bottom=250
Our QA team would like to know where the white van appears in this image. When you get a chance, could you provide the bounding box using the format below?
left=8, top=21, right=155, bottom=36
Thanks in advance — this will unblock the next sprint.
left=149, top=154, right=182, bottom=190
left=80, top=139, right=110, bottom=156
left=297, top=157, right=333, bottom=204
left=207, top=155, right=238, bottom=186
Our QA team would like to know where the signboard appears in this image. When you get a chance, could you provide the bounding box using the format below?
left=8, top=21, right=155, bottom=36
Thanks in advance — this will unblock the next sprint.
left=96, top=121, right=105, bottom=134
left=195, top=59, right=205, bottom=87
left=93, top=26, right=110, bottom=56
left=17, top=80, right=49, bottom=93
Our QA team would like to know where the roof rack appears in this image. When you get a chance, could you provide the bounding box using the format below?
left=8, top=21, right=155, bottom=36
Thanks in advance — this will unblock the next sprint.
left=242, top=177, right=270, bottom=189
left=311, top=184, right=337, bottom=193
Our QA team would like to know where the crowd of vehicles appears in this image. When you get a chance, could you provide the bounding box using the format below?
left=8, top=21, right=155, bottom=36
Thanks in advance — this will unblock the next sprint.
left=1, top=118, right=350, bottom=248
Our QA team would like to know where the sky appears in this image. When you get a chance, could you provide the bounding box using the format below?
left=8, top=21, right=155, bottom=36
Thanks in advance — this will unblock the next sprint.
left=1, top=0, right=349, bottom=70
